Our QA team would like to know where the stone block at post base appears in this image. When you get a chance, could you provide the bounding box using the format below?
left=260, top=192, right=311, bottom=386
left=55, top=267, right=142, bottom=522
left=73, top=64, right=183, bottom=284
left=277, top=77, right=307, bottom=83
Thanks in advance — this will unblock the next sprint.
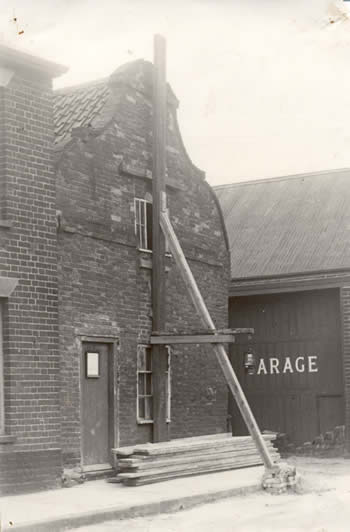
left=262, top=463, right=297, bottom=495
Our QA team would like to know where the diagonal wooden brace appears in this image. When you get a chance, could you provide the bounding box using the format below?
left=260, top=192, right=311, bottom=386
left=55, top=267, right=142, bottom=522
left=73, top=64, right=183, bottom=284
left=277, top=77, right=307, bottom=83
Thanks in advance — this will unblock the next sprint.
left=160, top=208, right=275, bottom=471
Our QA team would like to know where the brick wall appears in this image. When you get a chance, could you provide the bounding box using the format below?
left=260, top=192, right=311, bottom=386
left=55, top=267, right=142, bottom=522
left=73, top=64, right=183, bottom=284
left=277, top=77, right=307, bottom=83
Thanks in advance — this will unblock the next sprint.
left=0, top=53, right=229, bottom=492
left=0, top=85, right=6, bottom=217
left=0, top=448, right=61, bottom=495
left=0, top=58, right=61, bottom=493
left=56, top=61, right=229, bottom=467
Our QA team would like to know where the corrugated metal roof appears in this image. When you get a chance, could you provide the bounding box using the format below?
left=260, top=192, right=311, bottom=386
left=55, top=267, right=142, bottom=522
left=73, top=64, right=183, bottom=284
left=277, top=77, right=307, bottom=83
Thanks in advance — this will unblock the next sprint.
left=53, top=78, right=110, bottom=145
left=215, top=169, right=350, bottom=279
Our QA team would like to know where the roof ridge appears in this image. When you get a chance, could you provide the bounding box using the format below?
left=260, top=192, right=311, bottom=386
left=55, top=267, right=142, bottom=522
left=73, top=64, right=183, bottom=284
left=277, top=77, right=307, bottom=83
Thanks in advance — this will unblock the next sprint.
left=214, top=168, right=350, bottom=190
left=54, top=76, right=109, bottom=95
left=54, top=59, right=152, bottom=96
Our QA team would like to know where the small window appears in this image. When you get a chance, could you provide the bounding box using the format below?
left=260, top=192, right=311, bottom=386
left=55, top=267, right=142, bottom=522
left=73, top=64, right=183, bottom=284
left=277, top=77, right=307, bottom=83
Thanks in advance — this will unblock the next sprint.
left=137, top=345, right=171, bottom=423
left=135, top=198, right=153, bottom=251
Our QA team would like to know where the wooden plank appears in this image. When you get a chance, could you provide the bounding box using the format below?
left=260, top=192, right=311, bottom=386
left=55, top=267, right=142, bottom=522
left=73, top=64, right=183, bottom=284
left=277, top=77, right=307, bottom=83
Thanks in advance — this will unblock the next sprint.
left=112, top=434, right=276, bottom=457
left=152, top=328, right=254, bottom=336
left=117, top=444, right=278, bottom=469
left=159, top=210, right=276, bottom=471
left=117, top=441, right=277, bottom=464
left=122, top=462, right=264, bottom=486
left=118, top=448, right=278, bottom=468
left=152, top=34, right=169, bottom=443
left=119, top=439, right=275, bottom=460
left=118, top=459, right=265, bottom=480
left=114, top=439, right=276, bottom=459
left=119, top=456, right=281, bottom=480
left=137, top=432, right=276, bottom=449
left=112, top=433, right=232, bottom=457
left=128, top=434, right=276, bottom=457
left=150, top=334, right=236, bottom=345
left=118, top=447, right=279, bottom=471
left=112, top=432, right=232, bottom=456
left=119, top=456, right=280, bottom=485
left=118, top=448, right=280, bottom=472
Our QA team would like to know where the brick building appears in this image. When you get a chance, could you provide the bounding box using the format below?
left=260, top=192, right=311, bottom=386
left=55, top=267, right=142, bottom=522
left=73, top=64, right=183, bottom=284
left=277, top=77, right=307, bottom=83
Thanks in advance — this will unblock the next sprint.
left=0, top=46, right=229, bottom=494
left=215, top=170, right=350, bottom=450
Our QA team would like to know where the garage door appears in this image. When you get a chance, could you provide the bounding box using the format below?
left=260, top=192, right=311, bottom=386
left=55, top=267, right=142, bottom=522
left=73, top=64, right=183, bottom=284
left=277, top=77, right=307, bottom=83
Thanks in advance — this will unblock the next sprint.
left=229, top=289, right=344, bottom=444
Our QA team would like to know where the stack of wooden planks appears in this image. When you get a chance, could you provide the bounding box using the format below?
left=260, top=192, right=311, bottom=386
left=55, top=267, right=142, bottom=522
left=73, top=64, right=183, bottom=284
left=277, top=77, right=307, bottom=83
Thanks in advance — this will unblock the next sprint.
left=111, top=433, right=280, bottom=486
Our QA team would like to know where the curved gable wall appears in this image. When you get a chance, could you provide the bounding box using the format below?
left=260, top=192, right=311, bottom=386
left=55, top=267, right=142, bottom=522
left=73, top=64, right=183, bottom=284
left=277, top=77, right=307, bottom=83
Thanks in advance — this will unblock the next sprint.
left=55, top=60, right=229, bottom=464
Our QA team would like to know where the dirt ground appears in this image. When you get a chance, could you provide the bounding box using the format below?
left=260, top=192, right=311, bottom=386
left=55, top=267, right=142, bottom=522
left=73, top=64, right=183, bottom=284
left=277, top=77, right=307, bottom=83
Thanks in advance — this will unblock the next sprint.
left=71, top=457, right=350, bottom=531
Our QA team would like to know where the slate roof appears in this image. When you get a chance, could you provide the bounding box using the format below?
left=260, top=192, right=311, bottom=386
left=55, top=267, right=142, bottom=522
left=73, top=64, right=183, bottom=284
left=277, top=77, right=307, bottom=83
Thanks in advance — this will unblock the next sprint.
left=215, top=169, right=350, bottom=279
left=53, top=78, right=110, bottom=145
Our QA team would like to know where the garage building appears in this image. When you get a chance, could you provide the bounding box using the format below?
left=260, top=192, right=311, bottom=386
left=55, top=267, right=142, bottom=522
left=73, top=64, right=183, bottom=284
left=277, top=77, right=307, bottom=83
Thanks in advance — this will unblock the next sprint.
left=215, top=169, right=350, bottom=448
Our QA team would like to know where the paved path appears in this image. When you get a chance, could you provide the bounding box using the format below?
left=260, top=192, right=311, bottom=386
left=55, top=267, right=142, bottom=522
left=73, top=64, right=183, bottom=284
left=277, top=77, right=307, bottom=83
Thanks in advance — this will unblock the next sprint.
left=69, top=458, right=350, bottom=532
left=0, top=466, right=264, bottom=531
left=70, top=488, right=350, bottom=532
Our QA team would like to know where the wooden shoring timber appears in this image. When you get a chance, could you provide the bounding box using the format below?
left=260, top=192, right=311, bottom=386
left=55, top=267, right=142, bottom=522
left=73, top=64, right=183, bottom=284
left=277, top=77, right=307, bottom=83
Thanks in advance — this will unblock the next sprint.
left=118, top=447, right=279, bottom=471
left=113, top=433, right=276, bottom=456
left=150, top=333, right=236, bottom=345
left=151, top=328, right=254, bottom=336
left=112, top=433, right=232, bottom=457
left=118, top=446, right=278, bottom=468
left=159, top=209, right=276, bottom=471
left=129, top=434, right=276, bottom=457
left=119, top=457, right=277, bottom=486
left=118, top=444, right=278, bottom=467
left=117, top=438, right=276, bottom=460
left=118, top=453, right=280, bottom=477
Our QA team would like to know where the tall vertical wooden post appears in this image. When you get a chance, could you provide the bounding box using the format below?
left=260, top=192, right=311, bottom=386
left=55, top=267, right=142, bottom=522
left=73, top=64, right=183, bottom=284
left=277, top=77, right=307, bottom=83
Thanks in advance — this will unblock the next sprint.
left=152, top=34, right=169, bottom=442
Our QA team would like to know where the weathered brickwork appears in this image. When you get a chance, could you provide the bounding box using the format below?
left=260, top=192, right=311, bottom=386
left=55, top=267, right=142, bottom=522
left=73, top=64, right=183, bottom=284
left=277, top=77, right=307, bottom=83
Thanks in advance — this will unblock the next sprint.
left=0, top=58, right=61, bottom=494
left=0, top=448, right=62, bottom=495
left=56, top=61, right=229, bottom=467
left=0, top=86, right=6, bottom=217
left=0, top=51, right=229, bottom=493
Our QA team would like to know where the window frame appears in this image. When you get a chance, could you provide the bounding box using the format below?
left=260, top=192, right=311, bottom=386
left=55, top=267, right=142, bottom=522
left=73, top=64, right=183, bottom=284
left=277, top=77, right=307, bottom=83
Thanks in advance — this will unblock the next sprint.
left=134, top=197, right=153, bottom=252
left=136, top=344, right=171, bottom=424
left=0, top=304, right=4, bottom=435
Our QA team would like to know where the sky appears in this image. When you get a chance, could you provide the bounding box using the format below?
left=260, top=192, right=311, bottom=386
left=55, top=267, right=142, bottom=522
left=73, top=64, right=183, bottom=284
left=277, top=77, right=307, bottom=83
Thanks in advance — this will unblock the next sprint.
left=1, top=0, right=350, bottom=186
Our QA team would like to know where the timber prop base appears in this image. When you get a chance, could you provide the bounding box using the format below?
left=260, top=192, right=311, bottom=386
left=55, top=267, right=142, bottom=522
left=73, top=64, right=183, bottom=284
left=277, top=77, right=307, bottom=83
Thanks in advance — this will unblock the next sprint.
left=262, top=462, right=298, bottom=495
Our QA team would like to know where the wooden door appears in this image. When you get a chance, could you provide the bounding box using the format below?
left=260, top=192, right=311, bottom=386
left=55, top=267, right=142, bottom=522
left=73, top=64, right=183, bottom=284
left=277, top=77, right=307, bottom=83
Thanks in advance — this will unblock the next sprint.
left=229, top=289, right=344, bottom=444
left=81, top=343, right=112, bottom=467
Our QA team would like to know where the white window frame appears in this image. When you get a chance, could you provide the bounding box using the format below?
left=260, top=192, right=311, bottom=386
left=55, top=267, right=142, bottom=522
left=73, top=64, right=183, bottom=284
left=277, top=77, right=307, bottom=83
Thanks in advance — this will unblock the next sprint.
left=137, top=344, right=171, bottom=424
left=0, top=304, right=4, bottom=435
left=134, top=198, right=152, bottom=252
left=165, top=346, right=171, bottom=422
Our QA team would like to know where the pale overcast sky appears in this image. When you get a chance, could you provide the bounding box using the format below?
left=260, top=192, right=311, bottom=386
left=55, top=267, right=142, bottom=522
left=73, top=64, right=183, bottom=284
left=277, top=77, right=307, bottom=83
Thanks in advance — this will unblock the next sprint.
left=1, top=0, right=350, bottom=186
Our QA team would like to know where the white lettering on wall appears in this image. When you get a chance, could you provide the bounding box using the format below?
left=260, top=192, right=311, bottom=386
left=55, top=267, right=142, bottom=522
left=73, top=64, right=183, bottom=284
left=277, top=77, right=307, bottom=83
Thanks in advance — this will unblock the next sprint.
left=255, top=355, right=318, bottom=375
left=269, top=358, right=280, bottom=374
left=295, top=356, right=305, bottom=373
left=308, top=356, right=318, bottom=373
left=257, top=358, right=267, bottom=375
left=283, top=357, right=294, bottom=373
